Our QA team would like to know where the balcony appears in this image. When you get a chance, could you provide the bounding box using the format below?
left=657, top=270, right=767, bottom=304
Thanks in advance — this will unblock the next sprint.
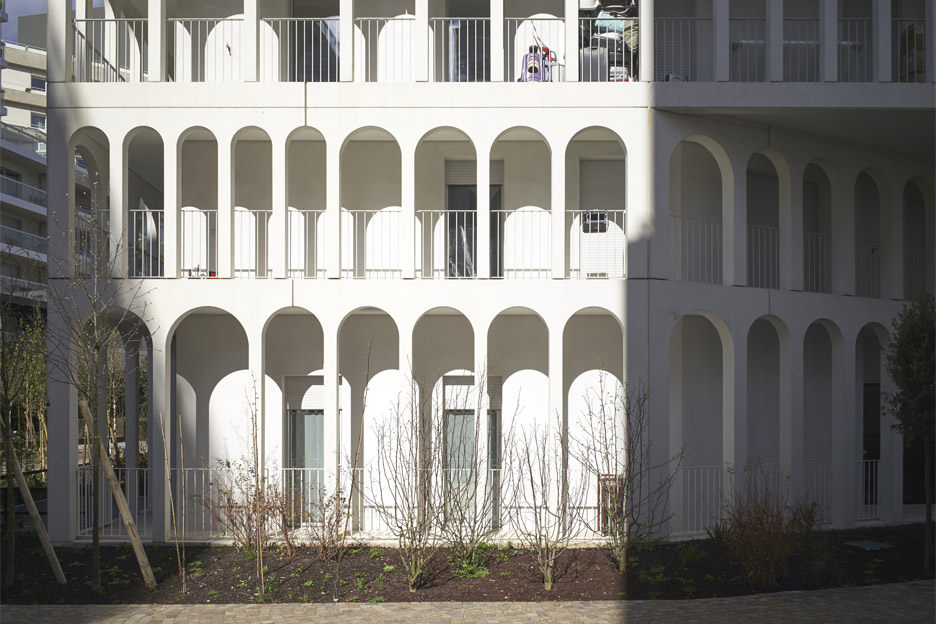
left=1, top=175, right=47, bottom=211
left=73, top=17, right=147, bottom=82
left=670, top=214, right=722, bottom=284
left=0, top=275, right=47, bottom=302
left=0, top=225, right=48, bottom=256
left=1, top=122, right=47, bottom=160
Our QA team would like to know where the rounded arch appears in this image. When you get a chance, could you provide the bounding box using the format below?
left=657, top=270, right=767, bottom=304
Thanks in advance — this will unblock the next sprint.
left=854, top=169, right=889, bottom=298
left=487, top=306, right=549, bottom=380
left=338, top=306, right=400, bottom=380
left=901, top=177, right=933, bottom=298
left=341, top=125, right=402, bottom=151
left=746, top=316, right=788, bottom=467
left=567, top=125, right=628, bottom=154
left=165, top=305, right=248, bottom=346
left=489, top=125, right=552, bottom=156
left=563, top=307, right=624, bottom=398
left=416, top=125, right=477, bottom=150
left=177, top=125, right=217, bottom=148
left=286, top=125, right=326, bottom=144
left=745, top=152, right=785, bottom=288
left=413, top=307, right=475, bottom=391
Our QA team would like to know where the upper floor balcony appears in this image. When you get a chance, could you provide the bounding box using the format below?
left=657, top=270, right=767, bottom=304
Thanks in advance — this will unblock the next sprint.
left=57, top=1, right=934, bottom=88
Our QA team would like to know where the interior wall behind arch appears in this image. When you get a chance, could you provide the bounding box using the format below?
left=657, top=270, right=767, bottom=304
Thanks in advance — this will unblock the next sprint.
left=747, top=320, right=779, bottom=465
left=678, top=316, right=723, bottom=467
left=677, top=142, right=722, bottom=221
left=803, top=324, right=832, bottom=463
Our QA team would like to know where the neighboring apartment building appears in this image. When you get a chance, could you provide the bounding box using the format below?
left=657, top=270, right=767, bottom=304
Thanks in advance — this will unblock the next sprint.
left=44, top=0, right=934, bottom=544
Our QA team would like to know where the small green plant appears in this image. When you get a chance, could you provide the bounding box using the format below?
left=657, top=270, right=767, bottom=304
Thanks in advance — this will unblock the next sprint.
left=638, top=564, right=666, bottom=585
left=187, top=560, right=204, bottom=577
left=369, top=547, right=384, bottom=559
left=303, top=578, right=314, bottom=587
left=324, top=572, right=333, bottom=582
left=347, top=595, right=360, bottom=602
left=355, top=576, right=368, bottom=591
left=367, top=596, right=386, bottom=603
left=383, top=564, right=395, bottom=573
left=232, top=566, right=242, bottom=573
left=451, top=560, right=489, bottom=578
left=206, top=589, right=218, bottom=598
left=499, top=571, right=511, bottom=577
left=677, top=543, right=705, bottom=569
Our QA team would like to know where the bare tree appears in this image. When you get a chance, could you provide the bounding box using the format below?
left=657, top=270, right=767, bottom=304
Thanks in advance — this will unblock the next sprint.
left=569, top=376, right=682, bottom=573
left=504, top=417, right=586, bottom=591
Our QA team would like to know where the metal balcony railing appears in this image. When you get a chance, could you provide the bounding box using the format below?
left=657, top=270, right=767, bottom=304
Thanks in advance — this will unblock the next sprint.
left=856, top=459, right=880, bottom=521
left=1, top=122, right=47, bottom=158
left=430, top=18, right=490, bottom=82
left=893, top=19, right=926, bottom=83
left=354, top=16, right=417, bottom=82
left=287, top=209, right=326, bottom=278
left=655, top=17, right=713, bottom=81
left=903, top=243, right=926, bottom=299
left=730, top=18, right=766, bottom=82
left=167, top=18, right=243, bottom=82
left=568, top=209, right=626, bottom=279
left=416, top=209, right=477, bottom=278
left=1, top=175, right=47, bottom=208
left=73, top=18, right=147, bottom=82
left=341, top=208, right=402, bottom=279
left=77, top=466, right=151, bottom=538
left=783, top=18, right=820, bottom=82
left=234, top=208, right=273, bottom=278
left=261, top=18, right=339, bottom=82
left=803, top=460, right=832, bottom=522
left=129, top=208, right=164, bottom=278
left=490, top=208, right=551, bottom=279
left=803, top=231, right=831, bottom=293
left=679, top=464, right=724, bottom=534
left=671, top=214, right=722, bottom=284
left=839, top=18, right=873, bottom=82
left=282, top=467, right=326, bottom=527
left=578, top=17, right=638, bottom=81
left=855, top=238, right=881, bottom=298
left=505, top=17, right=565, bottom=82
left=0, top=225, right=47, bottom=255
left=181, top=207, right=218, bottom=278
left=747, top=224, right=779, bottom=289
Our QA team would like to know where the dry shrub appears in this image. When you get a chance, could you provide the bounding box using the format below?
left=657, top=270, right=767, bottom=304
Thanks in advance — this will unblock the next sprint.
left=306, top=487, right=347, bottom=563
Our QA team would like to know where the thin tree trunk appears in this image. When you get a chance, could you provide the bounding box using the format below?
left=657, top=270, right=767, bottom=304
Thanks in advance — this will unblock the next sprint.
left=925, top=438, right=932, bottom=572
left=4, top=438, right=15, bottom=585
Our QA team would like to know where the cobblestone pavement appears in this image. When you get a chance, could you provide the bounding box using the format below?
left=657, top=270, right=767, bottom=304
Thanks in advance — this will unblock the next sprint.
left=1, top=580, right=932, bottom=624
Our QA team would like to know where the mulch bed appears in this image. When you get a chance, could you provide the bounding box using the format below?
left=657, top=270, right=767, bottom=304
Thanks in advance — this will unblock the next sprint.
left=1, top=523, right=932, bottom=604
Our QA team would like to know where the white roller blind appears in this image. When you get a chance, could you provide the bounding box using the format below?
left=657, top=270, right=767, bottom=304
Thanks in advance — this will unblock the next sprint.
left=580, top=160, right=626, bottom=212
left=445, top=160, right=505, bottom=185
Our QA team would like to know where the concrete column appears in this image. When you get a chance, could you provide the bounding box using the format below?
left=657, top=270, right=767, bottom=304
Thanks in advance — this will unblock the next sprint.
left=326, top=140, right=341, bottom=278
left=248, top=327, right=265, bottom=468
left=48, top=126, right=74, bottom=277
left=927, top=0, right=936, bottom=82
left=725, top=159, right=747, bottom=286
left=271, top=134, right=288, bottom=278
left=243, top=0, right=259, bottom=82
left=474, top=316, right=488, bottom=397
left=551, top=138, right=566, bottom=278
left=340, top=0, right=354, bottom=82
left=163, top=133, right=179, bottom=278
left=147, top=0, right=166, bottom=81
left=832, top=174, right=856, bottom=295
left=149, top=332, right=172, bottom=541
left=401, top=140, right=416, bottom=279
left=47, top=0, right=74, bottom=82
left=323, top=322, right=340, bottom=493
left=564, top=0, right=579, bottom=81
left=820, top=0, right=838, bottom=81
left=831, top=335, right=857, bottom=527
left=767, top=0, right=784, bottom=81
left=713, top=0, right=730, bottom=81
left=416, top=0, right=429, bottom=82
left=639, top=0, right=654, bottom=81
left=124, top=344, right=140, bottom=515
left=490, top=0, right=505, bottom=81
left=879, top=360, right=899, bottom=522
left=547, top=316, right=564, bottom=437
left=477, top=147, right=491, bottom=279
left=47, top=315, right=78, bottom=542
left=873, top=0, right=892, bottom=82
left=781, top=328, right=803, bottom=503
left=110, top=134, right=129, bottom=278
left=786, top=161, right=805, bottom=291
left=218, top=134, right=234, bottom=278
left=625, top=115, right=651, bottom=278
left=725, top=326, right=748, bottom=496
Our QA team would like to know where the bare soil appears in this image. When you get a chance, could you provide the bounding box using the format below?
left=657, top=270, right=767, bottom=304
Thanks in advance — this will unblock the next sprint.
left=1, top=523, right=931, bottom=604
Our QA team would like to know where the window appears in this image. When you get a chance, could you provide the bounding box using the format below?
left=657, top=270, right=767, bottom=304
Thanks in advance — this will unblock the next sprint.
left=30, top=75, right=47, bottom=93
left=30, top=113, right=46, bottom=131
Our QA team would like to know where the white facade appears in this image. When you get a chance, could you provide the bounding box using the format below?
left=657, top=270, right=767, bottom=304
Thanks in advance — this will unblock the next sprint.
left=45, top=0, right=935, bottom=543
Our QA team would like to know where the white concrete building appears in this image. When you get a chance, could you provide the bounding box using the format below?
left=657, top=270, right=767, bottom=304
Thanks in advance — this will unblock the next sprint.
left=44, top=0, right=934, bottom=544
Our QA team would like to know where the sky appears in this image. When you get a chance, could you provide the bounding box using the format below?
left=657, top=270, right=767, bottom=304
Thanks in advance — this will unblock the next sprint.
left=2, top=0, right=104, bottom=43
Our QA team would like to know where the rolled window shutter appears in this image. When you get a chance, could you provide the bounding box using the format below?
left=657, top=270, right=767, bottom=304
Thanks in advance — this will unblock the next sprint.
left=580, top=159, right=626, bottom=214
left=445, top=160, right=505, bottom=185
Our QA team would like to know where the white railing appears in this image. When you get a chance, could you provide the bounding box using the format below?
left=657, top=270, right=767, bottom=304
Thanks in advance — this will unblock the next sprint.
left=77, top=466, right=151, bottom=538
left=168, top=18, right=243, bottom=82
left=803, top=460, right=832, bottom=522
left=430, top=18, right=490, bottom=82
left=73, top=18, right=146, bottom=82
left=839, top=18, right=873, bottom=82
left=283, top=467, right=326, bottom=527
left=903, top=243, right=926, bottom=300
left=1, top=122, right=47, bottom=158
left=170, top=467, right=226, bottom=538
left=803, top=231, right=831, bottom=293
left=579, top=17, right=639, bottom=82
left=747, top=224, right=779, bottom=289
left=181, top=207, right=218, bottom=278
left=729, top=18, right=766, bottom=82
left=505, top=17, right=565, bottom=82
left=783, top=18, right=820, bottom=82
left=893, top=19, right=926, bottom=83
left=354, top=16, right=417, bottom=82
left=568, top=209, right=626, bottom=279
left=234, top=208, right=272, bottom=278
left=679, top=464, right=723, bottom=534
left=855, top=238, right=881, bottom=298
left=341, top=208, right=402, bottom=279
left=671, top=215, right=722, bottom=284
left=1, top=174, right=47, bottom=207
left=0, top=225, right=47, bottom=255
left=287, top=209, right=326, bottom=278
left=261, top=18, right=340, bottom=83
left=129, top=208, right=164, bottom=278
left=491, top=208, right=551, bottom=279
left=856, top=459, right=879, bottom=521
left=416, top=209, right=477, bottom=278
left=655, top=18, right=713, bottom=81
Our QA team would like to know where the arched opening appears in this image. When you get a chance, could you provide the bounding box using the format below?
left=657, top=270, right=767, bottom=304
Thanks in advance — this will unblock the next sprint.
left=489, top=127, right=551, bottom=279
left=286, top=127, right=327, bottom=278
left=565, top=127, right=627, bottom=279
left=803, top=163, right=833, bottom=293
left=746, top=153, right=780, bottom=288
left=855, top=172, right=883, bottom=298
left=233, top=127, right=273, bottom=278
left=856, top=324, right=885, bottom=520
left=126, top=128, right=164, bottom=277
left=340, top=127, right=402, bottom=278
left=803, top=321, right=834, bottom=519
left=669, top=314, right=726, bottom=533
left=746, top=319, right=781, bottom=478
left=729, top=0, right=766, bottom=82
left=669, top=139, right=726, bottom=284
left=179, top=128, right=218, bottom=277
left=70, top=128, right=110, bottom=280
left=414, top=127, right=479, bottom=279
left=902, top=180, right=928, bottom=298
